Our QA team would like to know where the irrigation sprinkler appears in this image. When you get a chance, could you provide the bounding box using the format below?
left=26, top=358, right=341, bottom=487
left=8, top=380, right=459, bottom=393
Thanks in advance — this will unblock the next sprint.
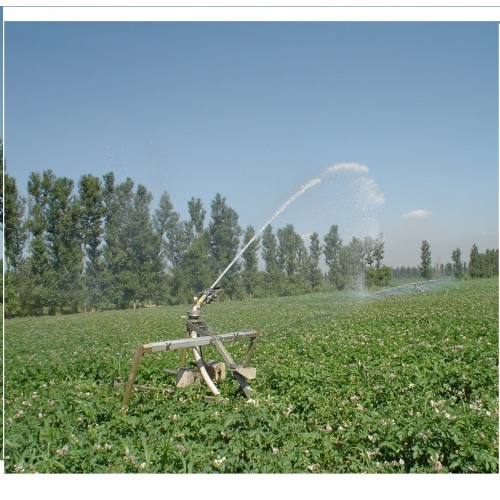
left=370, top=279, right=451, bottom=298
left=118, top=162, right=383, bottom=405
left=119, top=286, right=258, bottom=405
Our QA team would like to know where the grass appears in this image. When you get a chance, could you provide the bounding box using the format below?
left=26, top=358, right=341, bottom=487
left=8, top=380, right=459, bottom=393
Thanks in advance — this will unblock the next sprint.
left=3, top=278, right=498, bottom=473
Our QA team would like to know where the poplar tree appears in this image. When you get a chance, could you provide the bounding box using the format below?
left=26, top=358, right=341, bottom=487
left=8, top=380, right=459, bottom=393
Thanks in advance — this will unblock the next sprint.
left=47, top=175, right=85, bottom=312
left=3, top=168, right=27, bottom=317
left=153, top=191, right=180, bottom=269
left=171, top=198, right=211, bottom=303
left=188, top=197, right=206, bottom=237
left=241, top=225, right=261, bottom=298
left=101, top=175, right=135, bottom=308
left=3, top=172, right=27, bottom=273
left=323, top=225, right=342, bottom=289
left=276, top=224, right=309, bottom=294
left=261, top=225, right=283, bottom=296
left=78, top=174, right=105, bottom=310
left=308, top=232, right=323, bottom=291
left=25, top=172, right=52, bottom=314
left=420, top=240, right=433, bottom=279
left=451, top=248, right=463, bottom=279
left=277, top=224, right=301, bottom=277
left=130, top=184, right=163, bottom=307
left=208, top=193, right=242, bottom=298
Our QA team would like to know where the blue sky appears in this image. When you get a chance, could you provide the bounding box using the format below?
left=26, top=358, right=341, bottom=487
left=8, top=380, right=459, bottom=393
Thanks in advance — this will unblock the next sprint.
left=3, top=15, right=499, bottom=268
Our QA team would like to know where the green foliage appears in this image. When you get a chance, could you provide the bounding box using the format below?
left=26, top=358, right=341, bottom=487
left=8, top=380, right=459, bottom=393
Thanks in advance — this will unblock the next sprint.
left=323, top=224, right=342, bottom=288
left=469, top=244, right=499, bottom=279
left=308, top=232, right=323, bottom=291
left=452, top=248, right=463, bottom=279
left=4, top=279, right=498, bottom=473
left=208, top=193, right=242, bottom=298
left=4, top=167, right=497, bottom=317
left=420, top=240, right=433, bottom=280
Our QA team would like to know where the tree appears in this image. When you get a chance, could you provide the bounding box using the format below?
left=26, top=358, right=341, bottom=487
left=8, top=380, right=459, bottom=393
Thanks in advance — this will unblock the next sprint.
left=208, top=193, right=242, bottom=298
left=277, top=224, right=308, bottom=294
left=101, top=176, right=162, bottom=308
left=187, top=197, right=206, bottom=237
left=364, top=235, right=390, bottom=288
left=451, top=248, right=463, bottom=279
left=308, top=232, right=323, bottom=291
left=372, top=235, right=385, bottom=269
left=25, top=172, right=55, bottom=313
left=153, top=191, right=181, bottom=271
left=420, top=240, right=433, bottom=279
left=46, top=174, right=85, bottom=312
left=277, top=224, right=302, bottom=277
left=78, top=174, right=105, bottom=310
left=241, top=225, right=261, bottom=298
left=129, top=184, right=164, bottom=307
left=323, top=225, right=343, bottom=289
left=468, top=245, right=499, bottom=279
left=101, top=174, right=133, bottom=308
left=346, top=237, right=366, bottom=289
left=23, top=171, right=85, bottom=314
left=172, top=233, right=213, bottom=304
left=261, top=225, right=283, bottom=296
left=3, top=151, right=29, bottom=317
left=469, top=244, right=481, bottom=278
left=170, top=198, right=211, bottom=304
left=3, top=172, right=27, bottom=273
left=337, top=245, right=354, bottom=290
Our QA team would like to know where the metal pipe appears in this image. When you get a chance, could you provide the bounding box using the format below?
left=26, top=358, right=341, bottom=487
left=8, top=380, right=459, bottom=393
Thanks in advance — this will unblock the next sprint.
left=190, top=330, right=220, bottom=396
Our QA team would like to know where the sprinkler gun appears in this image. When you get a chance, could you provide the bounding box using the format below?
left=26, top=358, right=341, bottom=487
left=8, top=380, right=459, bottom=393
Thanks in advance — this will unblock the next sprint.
left=188, top=286, right=221, bottom=318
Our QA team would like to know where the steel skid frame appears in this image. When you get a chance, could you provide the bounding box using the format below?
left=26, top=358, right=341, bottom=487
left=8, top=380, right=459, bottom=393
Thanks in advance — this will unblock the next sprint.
left=120, top=288, right=258, bottom=404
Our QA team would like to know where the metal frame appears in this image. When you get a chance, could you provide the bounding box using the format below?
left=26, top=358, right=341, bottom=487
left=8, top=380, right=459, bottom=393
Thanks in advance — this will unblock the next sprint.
left=121, top=286, right=258, bottom=405
left=121, top=326, right=258, bottom=405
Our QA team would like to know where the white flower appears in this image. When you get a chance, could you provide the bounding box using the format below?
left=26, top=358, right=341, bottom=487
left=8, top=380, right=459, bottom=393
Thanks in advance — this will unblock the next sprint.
left=56, top=445, right=70, bottom=456
left=213, top=456, right=227, bottom=468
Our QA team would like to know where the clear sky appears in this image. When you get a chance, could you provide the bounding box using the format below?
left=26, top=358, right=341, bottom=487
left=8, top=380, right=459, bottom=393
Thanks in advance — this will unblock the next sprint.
left=3, top=14, right=499, bottom=268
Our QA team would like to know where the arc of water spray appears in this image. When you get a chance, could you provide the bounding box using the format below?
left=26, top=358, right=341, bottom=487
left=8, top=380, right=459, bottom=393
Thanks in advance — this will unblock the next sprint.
left=210, top=176, right=322, bottom=289
left=210, top=162, right=377, bottom=289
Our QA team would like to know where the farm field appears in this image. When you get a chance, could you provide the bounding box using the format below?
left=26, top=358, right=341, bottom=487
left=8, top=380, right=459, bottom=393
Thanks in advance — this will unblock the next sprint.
left=3, top=278, right=498, bottom=474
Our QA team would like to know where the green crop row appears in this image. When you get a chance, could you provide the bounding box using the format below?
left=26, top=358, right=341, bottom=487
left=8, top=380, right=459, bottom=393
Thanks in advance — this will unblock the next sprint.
left=4, top=278, right=498, bottom=473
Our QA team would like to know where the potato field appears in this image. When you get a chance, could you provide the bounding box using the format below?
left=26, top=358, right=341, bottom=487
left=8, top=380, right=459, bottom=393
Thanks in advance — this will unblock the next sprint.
left=3, top=278, right=498, bottom=474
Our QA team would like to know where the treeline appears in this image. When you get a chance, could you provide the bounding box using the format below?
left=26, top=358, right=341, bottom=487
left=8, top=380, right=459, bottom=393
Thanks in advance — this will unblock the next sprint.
left=2, top=166, right=393, bottom=317
left=393, top=241, right=499, bottom=281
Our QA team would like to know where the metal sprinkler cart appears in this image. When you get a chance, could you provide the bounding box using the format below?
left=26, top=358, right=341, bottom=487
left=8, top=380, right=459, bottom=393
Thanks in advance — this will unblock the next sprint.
left=119, top=287, right=258, bottom=405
